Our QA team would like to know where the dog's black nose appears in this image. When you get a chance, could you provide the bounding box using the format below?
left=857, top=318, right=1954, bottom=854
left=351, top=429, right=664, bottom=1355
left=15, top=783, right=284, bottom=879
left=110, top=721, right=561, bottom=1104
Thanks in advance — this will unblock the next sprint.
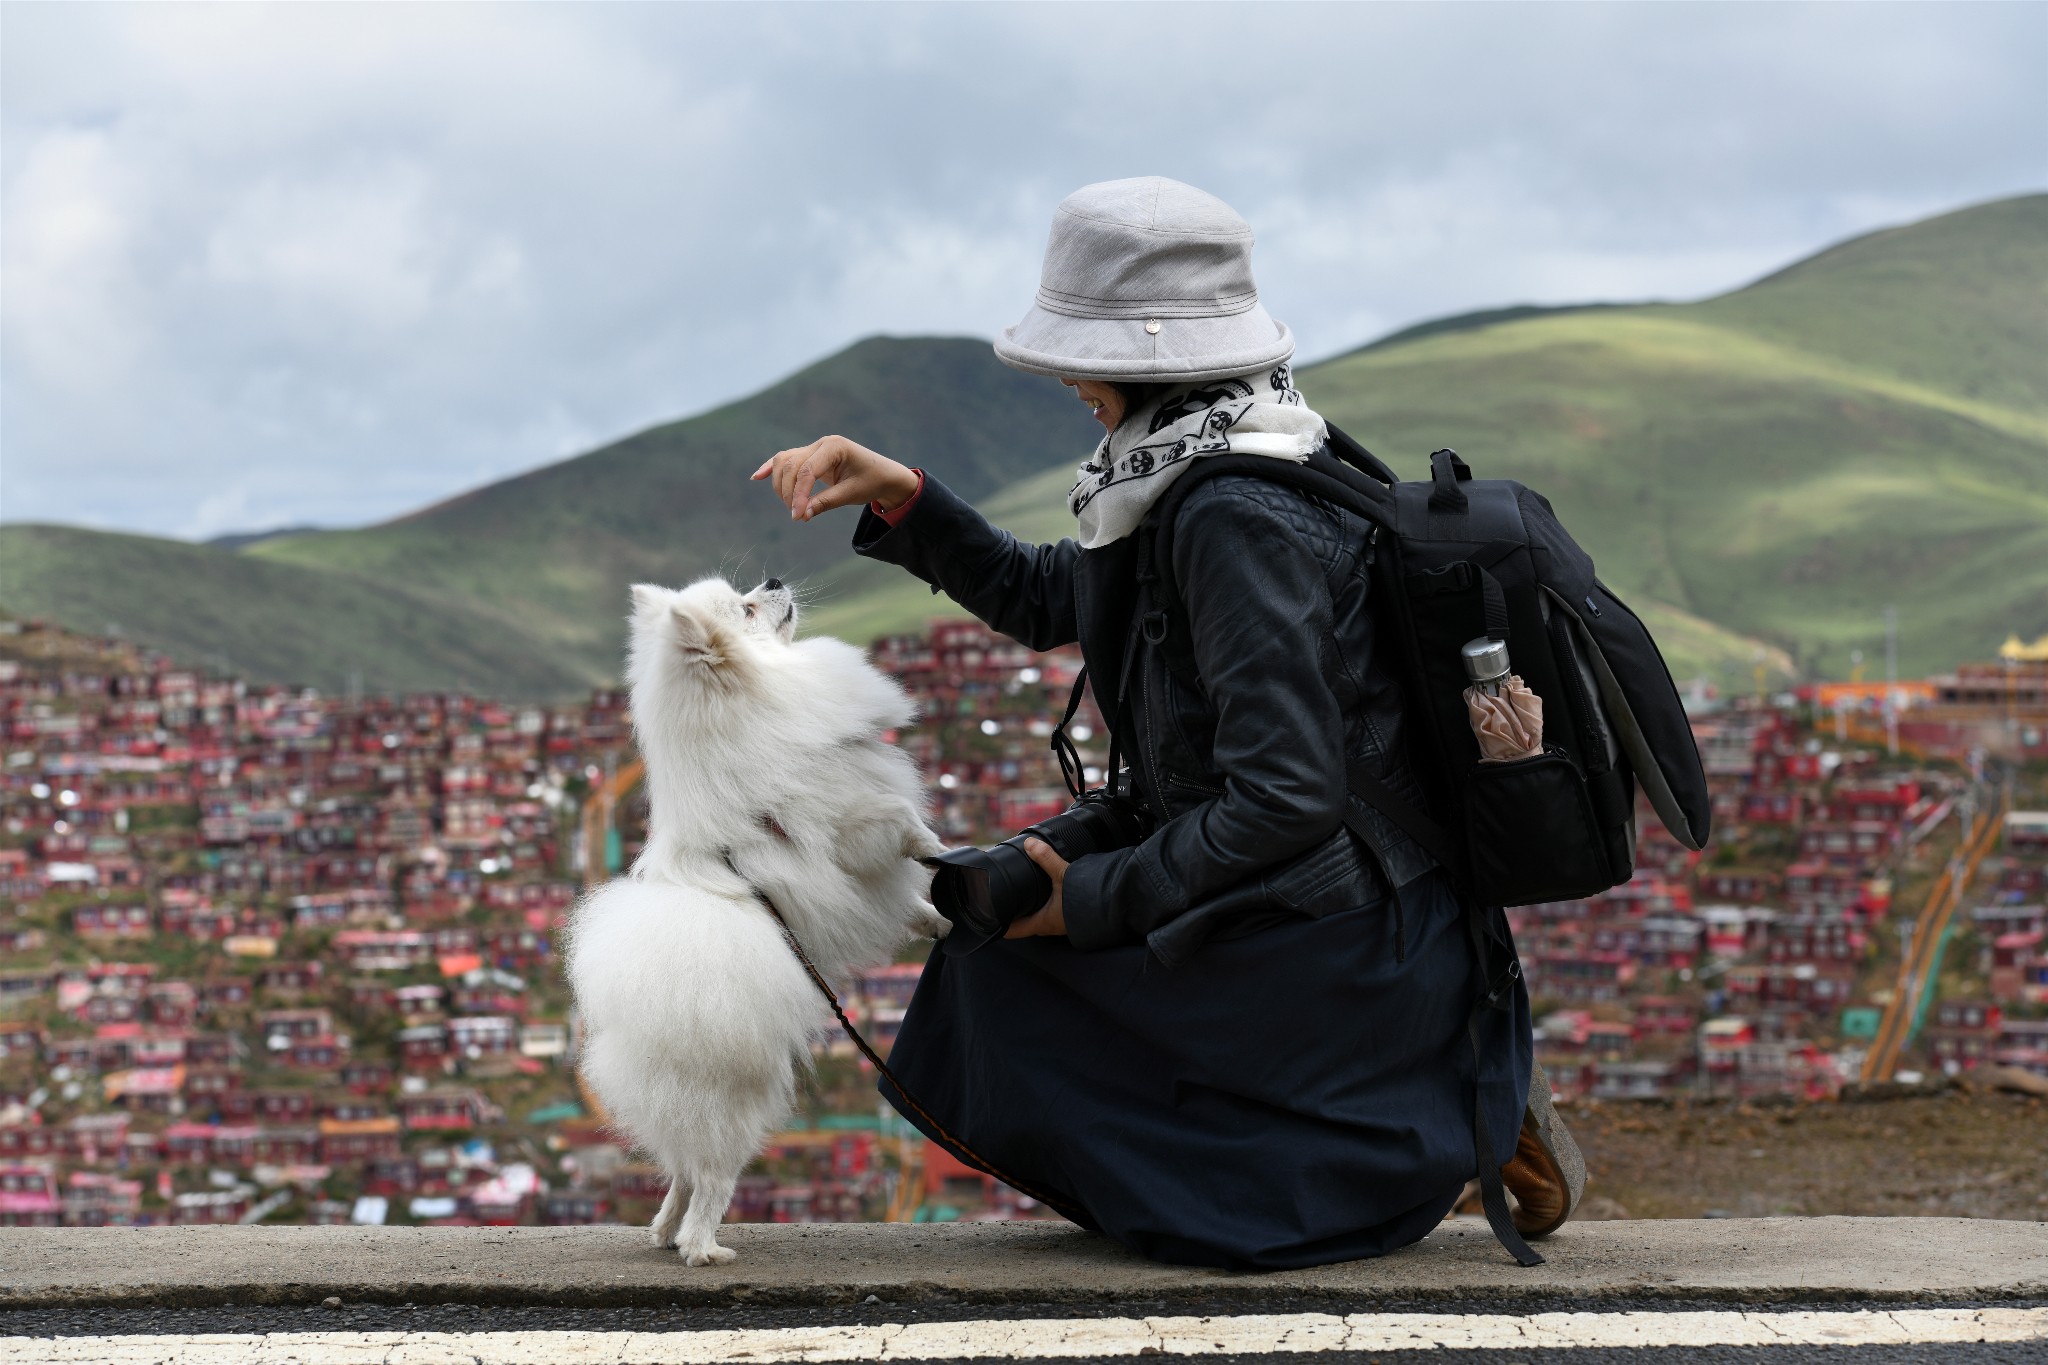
left=763, top=577, right=783, bottom=591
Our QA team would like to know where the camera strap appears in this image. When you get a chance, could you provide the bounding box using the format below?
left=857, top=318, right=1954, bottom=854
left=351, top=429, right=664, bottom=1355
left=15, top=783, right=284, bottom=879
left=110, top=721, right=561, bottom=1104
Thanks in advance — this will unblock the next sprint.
left=749, top=887, right=1093, bottom=1227
left=1047, top=546, right=1159, bottom=806
left=1104, top=604, right=1146, bottom=789
left=1049, top=670, right=1091, bottom=802
left=1047, top=632, right=1141, bottom=803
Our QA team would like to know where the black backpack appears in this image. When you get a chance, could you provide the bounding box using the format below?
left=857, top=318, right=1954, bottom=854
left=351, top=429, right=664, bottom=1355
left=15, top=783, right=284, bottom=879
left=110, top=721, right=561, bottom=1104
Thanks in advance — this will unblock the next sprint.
left=1139, top=423, right=1713, bottom=910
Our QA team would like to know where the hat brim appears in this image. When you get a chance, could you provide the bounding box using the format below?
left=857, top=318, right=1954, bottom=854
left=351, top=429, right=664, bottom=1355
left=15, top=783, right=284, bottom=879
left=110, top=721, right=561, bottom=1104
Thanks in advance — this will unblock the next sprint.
left=994, top=306, right=1294, bottom=384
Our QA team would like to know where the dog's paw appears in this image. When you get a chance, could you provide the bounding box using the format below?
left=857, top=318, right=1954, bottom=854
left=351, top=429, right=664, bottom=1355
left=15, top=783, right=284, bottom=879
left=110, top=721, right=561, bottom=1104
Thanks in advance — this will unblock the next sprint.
left=650, top=1227, right=678, bottom=1249
left=682, top=1243, right=738, bottom=1267
left=916, top=903, right=950, bottom=939
left=904, top=826, right=945, bottom=861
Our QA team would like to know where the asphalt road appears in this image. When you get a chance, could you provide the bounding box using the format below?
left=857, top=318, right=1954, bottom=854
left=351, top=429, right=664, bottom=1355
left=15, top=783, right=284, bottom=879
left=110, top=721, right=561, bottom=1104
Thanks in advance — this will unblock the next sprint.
left=2, top=1295, right=2044, bottom=1333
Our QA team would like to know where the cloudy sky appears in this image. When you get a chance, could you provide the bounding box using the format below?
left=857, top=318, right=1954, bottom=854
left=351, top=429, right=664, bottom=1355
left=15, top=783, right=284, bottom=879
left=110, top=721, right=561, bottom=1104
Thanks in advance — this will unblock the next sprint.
left=6, top=3, right=2043, bottom=540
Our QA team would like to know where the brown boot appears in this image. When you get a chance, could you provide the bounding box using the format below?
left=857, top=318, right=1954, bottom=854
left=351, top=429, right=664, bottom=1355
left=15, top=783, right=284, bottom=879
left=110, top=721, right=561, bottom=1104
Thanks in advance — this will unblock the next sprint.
left=1499, top=1061, right=1585, bottom=1239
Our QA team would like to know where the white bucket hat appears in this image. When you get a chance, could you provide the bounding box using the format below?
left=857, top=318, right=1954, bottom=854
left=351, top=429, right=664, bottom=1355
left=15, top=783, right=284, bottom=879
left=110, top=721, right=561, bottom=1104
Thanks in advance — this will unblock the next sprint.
left=994, top=177, right=1294, bottom=384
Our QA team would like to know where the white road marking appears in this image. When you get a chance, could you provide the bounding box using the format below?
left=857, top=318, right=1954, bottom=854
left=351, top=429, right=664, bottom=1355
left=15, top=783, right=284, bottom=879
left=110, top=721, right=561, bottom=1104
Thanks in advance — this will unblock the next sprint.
left=2, top=1308, right=2044, bottom=1362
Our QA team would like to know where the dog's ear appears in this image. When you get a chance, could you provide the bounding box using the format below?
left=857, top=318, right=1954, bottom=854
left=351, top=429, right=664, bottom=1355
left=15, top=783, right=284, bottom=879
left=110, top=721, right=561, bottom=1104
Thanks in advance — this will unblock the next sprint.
left=668, top=598, right=731, bottom=668
left=629, top=583, right=667, bottom=614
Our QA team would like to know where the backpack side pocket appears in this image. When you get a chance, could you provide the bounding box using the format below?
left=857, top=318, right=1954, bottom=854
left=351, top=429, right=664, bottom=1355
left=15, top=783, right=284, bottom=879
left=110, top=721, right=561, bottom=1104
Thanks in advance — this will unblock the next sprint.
left=1463, top=748, right=1613, bottom=906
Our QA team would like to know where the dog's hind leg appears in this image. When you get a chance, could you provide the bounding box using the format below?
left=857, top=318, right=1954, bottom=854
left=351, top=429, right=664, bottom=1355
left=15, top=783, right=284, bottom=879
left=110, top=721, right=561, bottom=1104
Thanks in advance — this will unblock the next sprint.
left=674, top=1163, right=741, bottom=1267
left=650, top=1171, right=689, bottom=1249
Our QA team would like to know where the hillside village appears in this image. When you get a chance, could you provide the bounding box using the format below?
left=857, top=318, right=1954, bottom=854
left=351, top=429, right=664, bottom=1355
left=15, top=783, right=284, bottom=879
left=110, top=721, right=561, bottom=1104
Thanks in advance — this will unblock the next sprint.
left=0, top=612, right=2043, bottom=1230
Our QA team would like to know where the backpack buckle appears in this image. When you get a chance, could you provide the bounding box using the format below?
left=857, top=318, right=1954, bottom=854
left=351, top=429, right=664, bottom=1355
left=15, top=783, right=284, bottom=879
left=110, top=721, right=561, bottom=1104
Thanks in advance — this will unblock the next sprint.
left=1141, top=611, right=1169, bottom=645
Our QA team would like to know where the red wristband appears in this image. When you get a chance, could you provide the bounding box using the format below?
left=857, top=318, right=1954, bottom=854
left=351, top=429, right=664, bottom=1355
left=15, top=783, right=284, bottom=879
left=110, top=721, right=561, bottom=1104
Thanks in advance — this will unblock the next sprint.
left=873, top=469, right=925, bottom=527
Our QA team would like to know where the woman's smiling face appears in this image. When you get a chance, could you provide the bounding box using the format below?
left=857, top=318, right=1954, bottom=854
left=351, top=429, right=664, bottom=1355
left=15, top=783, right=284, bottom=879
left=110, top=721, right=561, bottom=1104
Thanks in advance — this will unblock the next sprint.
left=1061, top=378, right=1127, bottom=433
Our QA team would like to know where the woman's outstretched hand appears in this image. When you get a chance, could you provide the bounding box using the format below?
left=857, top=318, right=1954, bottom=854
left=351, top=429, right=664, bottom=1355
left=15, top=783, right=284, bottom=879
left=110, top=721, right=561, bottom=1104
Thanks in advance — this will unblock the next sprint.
left=752, top=435, right=919, bottom=522
left=1004, top=837, right=1069, bottom=939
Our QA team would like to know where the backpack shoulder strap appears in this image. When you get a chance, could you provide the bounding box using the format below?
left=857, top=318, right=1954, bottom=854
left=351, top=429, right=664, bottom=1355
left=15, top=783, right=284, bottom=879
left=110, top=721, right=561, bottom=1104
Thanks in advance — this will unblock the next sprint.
left=1140, top=438, right=1393, bottom=682
left=1326, top=420, right=1402, bottom=486
left=1134, top=439, right=1464, bottom=893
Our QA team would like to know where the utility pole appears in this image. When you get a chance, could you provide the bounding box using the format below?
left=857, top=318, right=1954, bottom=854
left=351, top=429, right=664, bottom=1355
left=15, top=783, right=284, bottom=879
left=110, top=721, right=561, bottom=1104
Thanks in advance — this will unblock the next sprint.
left=2006, top=654, right=2021, bottom=743
left=1883, top=605, right=1899, bottom=757
left=1837, top=648, right=1863, bottom=742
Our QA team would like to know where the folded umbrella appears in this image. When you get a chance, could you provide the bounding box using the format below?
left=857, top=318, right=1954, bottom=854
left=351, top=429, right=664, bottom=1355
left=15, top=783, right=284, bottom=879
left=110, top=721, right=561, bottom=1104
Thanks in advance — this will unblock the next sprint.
left=1464, top=674, right=1544, bottom=762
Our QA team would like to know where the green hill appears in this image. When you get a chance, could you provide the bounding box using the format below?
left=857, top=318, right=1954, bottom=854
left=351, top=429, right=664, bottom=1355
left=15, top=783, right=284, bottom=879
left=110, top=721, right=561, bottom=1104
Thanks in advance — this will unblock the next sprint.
left=0, top=337, right=1096, bottom=697
left=5, top=194, right=2040, bottom=696
left=1339, top=302, right=1639, bottom=358
left=1303, top=194, right=2048, bottom=681
left=244, top=336, right=1098, bottom=671
left=0, top=525, right=590, bottom=696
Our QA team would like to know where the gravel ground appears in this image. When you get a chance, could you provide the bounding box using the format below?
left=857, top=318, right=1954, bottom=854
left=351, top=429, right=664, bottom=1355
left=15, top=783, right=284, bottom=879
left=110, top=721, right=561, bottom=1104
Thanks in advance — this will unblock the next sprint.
left=1562, top=1083, right=2048, bottom=1221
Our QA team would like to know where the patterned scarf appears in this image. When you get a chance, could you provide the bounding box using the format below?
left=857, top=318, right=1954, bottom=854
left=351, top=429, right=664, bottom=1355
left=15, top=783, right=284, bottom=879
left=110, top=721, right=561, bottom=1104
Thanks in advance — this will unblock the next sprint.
left=1067, top=363, right=1329, bottom=549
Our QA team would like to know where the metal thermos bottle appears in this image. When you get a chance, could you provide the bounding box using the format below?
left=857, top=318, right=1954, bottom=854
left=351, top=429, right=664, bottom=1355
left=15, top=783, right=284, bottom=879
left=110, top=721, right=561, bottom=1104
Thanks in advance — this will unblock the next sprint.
left=1462, top=637, right=1511, bottom=697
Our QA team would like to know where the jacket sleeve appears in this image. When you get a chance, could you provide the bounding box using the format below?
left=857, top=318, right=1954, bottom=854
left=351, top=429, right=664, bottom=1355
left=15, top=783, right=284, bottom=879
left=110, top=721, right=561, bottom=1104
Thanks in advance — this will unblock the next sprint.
left=1062, top=482, right=1348, bottom=950
left=850, top=473, right=1081, bottom=651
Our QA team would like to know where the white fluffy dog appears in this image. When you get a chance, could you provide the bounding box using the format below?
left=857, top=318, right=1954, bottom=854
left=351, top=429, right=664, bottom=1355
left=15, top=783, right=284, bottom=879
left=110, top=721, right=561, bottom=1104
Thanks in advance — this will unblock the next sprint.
left=568, top=576, right=945, bottom=1265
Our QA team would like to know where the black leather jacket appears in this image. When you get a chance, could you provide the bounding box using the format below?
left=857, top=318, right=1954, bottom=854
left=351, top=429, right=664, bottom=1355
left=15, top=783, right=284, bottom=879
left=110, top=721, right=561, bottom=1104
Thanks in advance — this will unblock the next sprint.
left=853, top=459, right=1433, bottom=963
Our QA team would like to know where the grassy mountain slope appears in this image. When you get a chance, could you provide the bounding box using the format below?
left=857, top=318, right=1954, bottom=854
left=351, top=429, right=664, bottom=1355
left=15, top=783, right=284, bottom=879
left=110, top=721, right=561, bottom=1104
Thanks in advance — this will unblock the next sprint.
left=1340, top=302, right=1638, bottom=358
left=1303, top=194, right=2048, bottom=680
left=248, top=337, right=1098, bottom=670
left=0, top=525, right=590, bottom=696
left=1691, top=194, right=2048, bottom=412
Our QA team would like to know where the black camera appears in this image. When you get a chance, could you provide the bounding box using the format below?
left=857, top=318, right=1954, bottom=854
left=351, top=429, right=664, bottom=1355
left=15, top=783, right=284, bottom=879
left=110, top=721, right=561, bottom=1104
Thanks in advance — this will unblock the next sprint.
left=926, top=792, right=1152, bottom=952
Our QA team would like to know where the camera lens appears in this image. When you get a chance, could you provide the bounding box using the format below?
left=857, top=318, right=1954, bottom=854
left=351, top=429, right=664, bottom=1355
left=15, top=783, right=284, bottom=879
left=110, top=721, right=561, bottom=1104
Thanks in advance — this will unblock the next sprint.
left=927, top=845, right=1050, bottom=940
left=924, top=794, right=1152, bottom=953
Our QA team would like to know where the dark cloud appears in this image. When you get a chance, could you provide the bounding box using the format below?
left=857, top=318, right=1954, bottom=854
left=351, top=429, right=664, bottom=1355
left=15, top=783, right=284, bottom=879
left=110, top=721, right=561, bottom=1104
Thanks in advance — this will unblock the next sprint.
left=5, top=2, right=2042, bottom=536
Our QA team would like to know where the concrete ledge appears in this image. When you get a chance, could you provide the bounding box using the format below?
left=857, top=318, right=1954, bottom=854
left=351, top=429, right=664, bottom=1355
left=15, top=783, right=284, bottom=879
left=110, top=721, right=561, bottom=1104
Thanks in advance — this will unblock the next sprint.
left=2, top=1218, right=2045, bottom=1311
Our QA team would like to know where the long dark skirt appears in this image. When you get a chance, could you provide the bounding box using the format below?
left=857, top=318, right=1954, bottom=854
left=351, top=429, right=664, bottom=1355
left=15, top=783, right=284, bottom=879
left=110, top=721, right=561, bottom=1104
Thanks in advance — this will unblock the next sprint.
left=879, top=868, right=1532, bottom=1269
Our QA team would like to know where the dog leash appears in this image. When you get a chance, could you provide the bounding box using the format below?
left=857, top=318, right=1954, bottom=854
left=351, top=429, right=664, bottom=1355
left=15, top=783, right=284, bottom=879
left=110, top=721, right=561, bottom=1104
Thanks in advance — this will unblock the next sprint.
left=750, top=890, right=1090, bottom=1226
